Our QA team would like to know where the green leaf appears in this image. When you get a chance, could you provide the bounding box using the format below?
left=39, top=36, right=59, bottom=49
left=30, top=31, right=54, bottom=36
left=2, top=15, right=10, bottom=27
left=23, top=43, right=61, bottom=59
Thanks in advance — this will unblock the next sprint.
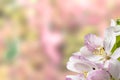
left=5, top=39, right=19, bottom=62
left=111, top=35, right=120, bottom=53
left=117, top=57, right=120, bottom=61
left=117, top=19, right=120, bottom=25
left=111, top=20, right=120, bottom=61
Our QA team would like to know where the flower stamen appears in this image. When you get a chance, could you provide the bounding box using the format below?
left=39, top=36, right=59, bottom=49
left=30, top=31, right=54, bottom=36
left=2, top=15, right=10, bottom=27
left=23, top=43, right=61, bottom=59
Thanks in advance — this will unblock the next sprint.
left=105, top=56, right=111, bottom=60
left=83, top=71, right=88, bottom=78
left=93, top=47, right=106, bottom=56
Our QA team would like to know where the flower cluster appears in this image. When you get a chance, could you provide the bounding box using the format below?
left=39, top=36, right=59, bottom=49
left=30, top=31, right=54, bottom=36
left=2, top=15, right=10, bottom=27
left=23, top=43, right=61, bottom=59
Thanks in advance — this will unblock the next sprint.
left=66, top=20, right=120, bottom=80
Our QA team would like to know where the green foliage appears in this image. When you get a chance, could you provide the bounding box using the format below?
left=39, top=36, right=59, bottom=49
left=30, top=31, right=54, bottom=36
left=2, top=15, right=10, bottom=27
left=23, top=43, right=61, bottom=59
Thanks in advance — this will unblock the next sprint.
left=5, top=39, right=19, bottom=62
left=111, top=35, right=120, bottom=53
left=111, top=20, right=120, bottom=61
left=116, top=19, right=120, bottom=25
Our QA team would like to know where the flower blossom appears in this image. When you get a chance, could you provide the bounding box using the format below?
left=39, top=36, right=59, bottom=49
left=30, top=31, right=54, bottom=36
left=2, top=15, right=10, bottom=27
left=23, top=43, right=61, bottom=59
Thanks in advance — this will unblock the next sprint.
left=66, top=19, right=120, bottom=80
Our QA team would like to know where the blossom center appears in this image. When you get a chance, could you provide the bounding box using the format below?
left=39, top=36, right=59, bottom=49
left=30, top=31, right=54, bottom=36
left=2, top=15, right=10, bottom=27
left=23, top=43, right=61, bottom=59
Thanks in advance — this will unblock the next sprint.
left=105, top=56, right=111, bottom=60
left=93, top=47, right=105, bottom=56
left=83, top=71, right=88, bottom=78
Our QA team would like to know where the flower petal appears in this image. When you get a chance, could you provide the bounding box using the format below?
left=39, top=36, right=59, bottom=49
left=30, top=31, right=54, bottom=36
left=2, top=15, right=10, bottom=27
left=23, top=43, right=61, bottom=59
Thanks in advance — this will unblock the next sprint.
left=74, top=46, right=103, bottom=62
left=112, top=26, right=120, bottom=36
left=87, top=69, right=110, bottom=80
left=104, top=28, right=116, bottom=54
left=110, top=19, right=116, bottom=27
left=66, top=74, right=85, bottom=80
left=111, top=48, right=120, bottom=59
left=79, top=46, right=93, bottom=56
left=85, top=34, right=103, bottom=52
left=74, top=46, right=93, bottom=58
left=110, top=19, right=120, bottom=35
left=106, top=59, right=120, bottom=80
left=67, top=56, right=98, bottom=73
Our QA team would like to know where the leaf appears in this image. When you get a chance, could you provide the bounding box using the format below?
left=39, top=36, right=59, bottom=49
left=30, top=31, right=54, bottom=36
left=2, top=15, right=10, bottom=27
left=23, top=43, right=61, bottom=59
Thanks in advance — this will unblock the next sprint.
left=111, top=35, right=120, bottom=53
left=116, top=19, right=120, bottom=25
left=111, top=19, right=120, bottom=61
left=117, top=57, right=120, bottom=61
left=5, top=39, right=19, bottom=62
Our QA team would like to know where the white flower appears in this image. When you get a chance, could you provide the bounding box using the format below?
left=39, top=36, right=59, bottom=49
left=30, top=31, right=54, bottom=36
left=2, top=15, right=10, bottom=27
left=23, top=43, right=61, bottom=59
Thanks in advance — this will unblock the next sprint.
left=66, top=19, right=120, bottom=80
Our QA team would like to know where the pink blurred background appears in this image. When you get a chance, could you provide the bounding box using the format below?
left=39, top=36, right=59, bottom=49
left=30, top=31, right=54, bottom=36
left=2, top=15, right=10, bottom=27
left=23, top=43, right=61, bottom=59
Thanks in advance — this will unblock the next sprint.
left=0, top=0, right=120, bottom=80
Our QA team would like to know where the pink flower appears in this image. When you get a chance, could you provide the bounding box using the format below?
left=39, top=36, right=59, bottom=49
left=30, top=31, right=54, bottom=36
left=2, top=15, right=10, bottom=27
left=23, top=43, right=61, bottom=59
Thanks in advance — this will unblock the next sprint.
left=66, top=20, right=120, bottom=80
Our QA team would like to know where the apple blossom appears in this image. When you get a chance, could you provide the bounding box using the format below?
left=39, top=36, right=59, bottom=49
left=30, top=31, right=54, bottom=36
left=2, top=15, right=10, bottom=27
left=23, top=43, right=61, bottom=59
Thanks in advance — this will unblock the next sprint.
left=66, top=19, right=120, bottom=80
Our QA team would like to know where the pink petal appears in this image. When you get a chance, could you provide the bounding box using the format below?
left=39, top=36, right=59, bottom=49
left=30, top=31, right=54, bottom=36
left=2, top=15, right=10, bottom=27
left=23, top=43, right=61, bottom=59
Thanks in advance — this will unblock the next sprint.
left=67, top=55, right=98, bottom=73
left=74, top=46, right=103, bottom=62
left=85, top=34, right=103, bottom=52
left=87, top=69, right=110, bottom=80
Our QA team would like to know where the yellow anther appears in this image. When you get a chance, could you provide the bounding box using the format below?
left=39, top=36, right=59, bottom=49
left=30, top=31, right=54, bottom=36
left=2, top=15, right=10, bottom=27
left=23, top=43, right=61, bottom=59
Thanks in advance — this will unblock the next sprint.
left=83, top=71, right=88, bottom=78
left=93, top=47, right=106, bottom=56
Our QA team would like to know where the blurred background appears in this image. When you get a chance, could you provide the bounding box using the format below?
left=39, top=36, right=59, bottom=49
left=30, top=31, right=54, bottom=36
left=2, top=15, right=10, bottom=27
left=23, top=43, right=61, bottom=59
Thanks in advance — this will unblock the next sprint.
left=0, top=0, right=120, bottom=80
